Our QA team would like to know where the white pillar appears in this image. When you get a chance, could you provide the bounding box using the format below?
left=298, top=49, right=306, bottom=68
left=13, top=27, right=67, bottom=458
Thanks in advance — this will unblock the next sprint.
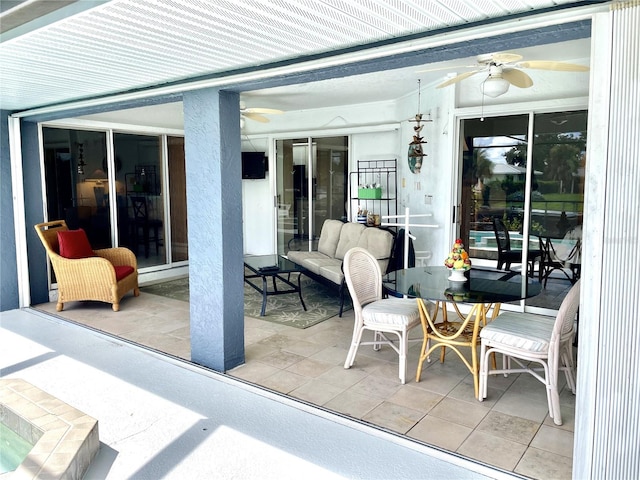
left=575, top=3, right=640, bottom=479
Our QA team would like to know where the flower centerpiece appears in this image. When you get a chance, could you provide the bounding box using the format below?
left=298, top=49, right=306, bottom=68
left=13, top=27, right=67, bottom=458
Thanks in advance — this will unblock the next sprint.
left=444, top=238, right=471, bottom=282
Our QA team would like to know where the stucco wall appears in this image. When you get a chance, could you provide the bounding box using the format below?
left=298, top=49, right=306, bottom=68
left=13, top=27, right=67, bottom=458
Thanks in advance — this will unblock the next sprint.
left=0, top=111, right=19, bottom=311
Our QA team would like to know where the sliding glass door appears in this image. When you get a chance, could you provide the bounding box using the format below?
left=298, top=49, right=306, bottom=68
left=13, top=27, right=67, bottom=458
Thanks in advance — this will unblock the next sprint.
left=42, top=127, right=188, bottom=279
left=525, top=111, right=586, bottom=309
left=275, top=136, right=348, bottom=255
left=459, top=110, right=586, bottom=311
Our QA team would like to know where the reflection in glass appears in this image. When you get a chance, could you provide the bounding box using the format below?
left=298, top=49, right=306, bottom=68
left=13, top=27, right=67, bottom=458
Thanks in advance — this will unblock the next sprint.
left=114, top=133, right=165, bottom=268
left=276, top=136, right=348, bottom=255
left=459, top=111, right=586, bottom=312
left=42, top=128, right=111, bottom=250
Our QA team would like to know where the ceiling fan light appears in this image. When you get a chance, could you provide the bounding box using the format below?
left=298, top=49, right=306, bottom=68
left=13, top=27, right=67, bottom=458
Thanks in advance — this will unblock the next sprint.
left=481, top=77, right=510, bottom=98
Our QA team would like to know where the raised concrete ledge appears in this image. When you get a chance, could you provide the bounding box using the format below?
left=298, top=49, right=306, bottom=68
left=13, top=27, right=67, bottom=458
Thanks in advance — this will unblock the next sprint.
left=2, top=308, right=498, bottom=479
left=0, top=379, right=99, bottom=480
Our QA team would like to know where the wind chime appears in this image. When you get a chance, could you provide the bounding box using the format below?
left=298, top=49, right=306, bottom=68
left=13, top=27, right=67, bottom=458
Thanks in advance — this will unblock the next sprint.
left=408, top=79, right=430, bottom=174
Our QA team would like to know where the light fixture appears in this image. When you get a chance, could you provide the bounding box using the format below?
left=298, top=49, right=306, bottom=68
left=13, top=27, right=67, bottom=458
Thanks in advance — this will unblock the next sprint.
left=77, top=143, right=86, bottom=175
left=480, top=68, right=510, bottom=98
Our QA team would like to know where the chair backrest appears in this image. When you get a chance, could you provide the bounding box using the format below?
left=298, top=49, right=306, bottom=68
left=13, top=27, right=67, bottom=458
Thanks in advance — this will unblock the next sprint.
left=34, top=220, right=69, bottom=256
left=492, top=217, right=511, bottom=252
left=552, top=226, right=582, bottom=264
left=343, top=247, right=382, bottom=319
left=551, top=279, right=581, bottom=350
left=130, top=196, right=149, bottom=220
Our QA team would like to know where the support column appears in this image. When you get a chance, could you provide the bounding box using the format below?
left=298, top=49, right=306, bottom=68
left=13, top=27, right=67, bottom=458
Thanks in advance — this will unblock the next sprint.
left=183, top=88, right=244, bottom=371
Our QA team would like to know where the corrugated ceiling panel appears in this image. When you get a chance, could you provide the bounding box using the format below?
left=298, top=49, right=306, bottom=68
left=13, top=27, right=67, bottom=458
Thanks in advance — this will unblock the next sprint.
left=0, top=0, right=589, bottom=110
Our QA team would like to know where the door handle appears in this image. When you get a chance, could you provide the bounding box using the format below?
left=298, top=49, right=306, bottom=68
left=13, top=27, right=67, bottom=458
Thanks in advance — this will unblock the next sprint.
left=452, top=204, right=461, bottom=224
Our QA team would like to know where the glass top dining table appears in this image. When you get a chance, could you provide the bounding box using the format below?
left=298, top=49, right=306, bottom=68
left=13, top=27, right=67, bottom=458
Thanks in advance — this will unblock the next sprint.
left=382, top=266, right=541, bottom=304
left=382, top=266, right=541, bottom=397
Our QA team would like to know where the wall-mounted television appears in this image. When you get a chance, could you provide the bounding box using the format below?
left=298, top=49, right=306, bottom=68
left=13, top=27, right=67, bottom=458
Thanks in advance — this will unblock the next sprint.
left=241, top=152, right=267, bottom=179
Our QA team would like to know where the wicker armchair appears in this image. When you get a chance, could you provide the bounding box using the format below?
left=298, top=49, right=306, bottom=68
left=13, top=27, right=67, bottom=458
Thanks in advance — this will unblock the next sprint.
left=34, top=220, right=139, bottom=312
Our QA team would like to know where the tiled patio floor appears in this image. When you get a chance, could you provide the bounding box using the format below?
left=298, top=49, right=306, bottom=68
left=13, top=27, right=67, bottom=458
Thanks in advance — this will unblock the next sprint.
left=35, top=283, right=576, bottom=479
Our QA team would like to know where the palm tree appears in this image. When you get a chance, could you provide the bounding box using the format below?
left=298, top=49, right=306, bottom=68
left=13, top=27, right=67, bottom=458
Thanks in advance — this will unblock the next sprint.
left=545, top=143, right=581, bottom=192
left=473, top=149, right=493, bottom=205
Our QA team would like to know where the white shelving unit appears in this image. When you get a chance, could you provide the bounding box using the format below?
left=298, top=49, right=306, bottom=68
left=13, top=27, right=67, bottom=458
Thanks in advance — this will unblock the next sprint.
left=348, top=159, right=397, bottom=224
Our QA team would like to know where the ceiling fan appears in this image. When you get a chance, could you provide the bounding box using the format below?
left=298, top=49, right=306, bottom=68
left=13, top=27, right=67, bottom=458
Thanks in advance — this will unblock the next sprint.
left=240, top=102, right=284, bottom=124
left=436, top=52, right=589, bottom=98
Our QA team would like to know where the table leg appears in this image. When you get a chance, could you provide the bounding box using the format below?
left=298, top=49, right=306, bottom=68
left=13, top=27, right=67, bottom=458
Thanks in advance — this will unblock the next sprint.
left=415, top=300, right=487, bottom=399
left=260, top=275, right=268, bottom=316
left=297, top=273, right=307, bottom=311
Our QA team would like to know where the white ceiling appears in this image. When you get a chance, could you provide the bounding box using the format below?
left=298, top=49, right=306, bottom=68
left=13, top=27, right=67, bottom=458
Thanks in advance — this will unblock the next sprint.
left=1, top=0, right=594, bottom=124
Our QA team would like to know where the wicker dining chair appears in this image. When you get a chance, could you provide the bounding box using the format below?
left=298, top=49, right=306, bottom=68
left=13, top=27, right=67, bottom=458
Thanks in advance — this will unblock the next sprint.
left=478, top=279, right=580, bottom=425
left=34, top=220, right=139, bottom=312
left=343, top=247, right=431, bottom=384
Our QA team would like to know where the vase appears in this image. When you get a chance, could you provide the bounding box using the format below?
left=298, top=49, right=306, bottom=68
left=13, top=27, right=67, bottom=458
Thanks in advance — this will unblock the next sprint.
left=448, top=268, right=467, bottom=282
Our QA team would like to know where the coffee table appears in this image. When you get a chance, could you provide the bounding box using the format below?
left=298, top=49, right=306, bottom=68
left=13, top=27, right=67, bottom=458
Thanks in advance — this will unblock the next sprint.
left=244, top=254, right=307, bottom=316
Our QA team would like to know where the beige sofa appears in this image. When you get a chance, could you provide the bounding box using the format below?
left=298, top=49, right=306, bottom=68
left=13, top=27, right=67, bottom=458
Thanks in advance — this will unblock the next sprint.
left=287, top=219, right=395, bottom=315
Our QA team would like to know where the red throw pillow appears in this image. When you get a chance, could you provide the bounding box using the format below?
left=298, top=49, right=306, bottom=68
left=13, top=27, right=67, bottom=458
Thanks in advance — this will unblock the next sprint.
left=114, top=265, right=134, bottom=281
left=57, top=229, right=95, bottom=259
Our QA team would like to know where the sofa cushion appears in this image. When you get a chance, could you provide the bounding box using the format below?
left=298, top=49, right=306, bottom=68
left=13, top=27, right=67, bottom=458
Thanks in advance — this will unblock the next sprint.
left=317, top=264, right=344, bottom=285
left=286, top=251, right=328, bottom=272
left=335, top=222, right=366, bottom=259
left=57, top=229, right=95, bottom=259
left=357, top=227, right=394, bottom=272
left=317, top=219, right=344, bottom=258
left=301, top=257, right=341, bottom=276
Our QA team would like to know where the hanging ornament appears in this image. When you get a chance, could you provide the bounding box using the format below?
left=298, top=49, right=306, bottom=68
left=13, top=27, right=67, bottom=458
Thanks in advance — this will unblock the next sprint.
left=408, top=79, right=431, bottom=174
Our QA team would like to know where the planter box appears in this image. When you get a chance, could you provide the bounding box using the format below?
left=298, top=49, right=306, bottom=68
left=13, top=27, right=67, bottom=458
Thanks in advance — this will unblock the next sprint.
left=358, top=187, right=382, bottom=199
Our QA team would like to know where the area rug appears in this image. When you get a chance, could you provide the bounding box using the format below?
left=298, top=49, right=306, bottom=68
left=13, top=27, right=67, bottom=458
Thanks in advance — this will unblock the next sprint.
left=141, top=275, right=351, bottom=329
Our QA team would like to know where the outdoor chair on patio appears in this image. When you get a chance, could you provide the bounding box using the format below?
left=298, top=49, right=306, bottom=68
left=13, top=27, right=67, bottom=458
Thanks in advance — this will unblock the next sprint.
left=130, top=195, right=163, bottom=258
left=492, top=217, right=541, bottom=280
left=539, top=225, right=582, bottom=287
left=478, top=279, right=580, bottom=425
left=34, top=220, right=139, bottom=312
left=343, top=247, right=432, bottom=384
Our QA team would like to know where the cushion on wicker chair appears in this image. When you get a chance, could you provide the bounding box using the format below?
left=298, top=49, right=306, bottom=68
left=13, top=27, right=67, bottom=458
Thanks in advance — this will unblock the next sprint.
left=480, top=312, right=554, bottom=353
left=363, top=298, right=421, bottom=326
left=57, top=229, right=95, bottom=259
left=114, top=265, right=135, bottom=281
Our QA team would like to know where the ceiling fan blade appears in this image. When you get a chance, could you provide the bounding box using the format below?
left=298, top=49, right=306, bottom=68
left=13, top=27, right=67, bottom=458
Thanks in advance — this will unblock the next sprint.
left=516, top=60, right=589, bottom=72
left=244, top=107, right=284, bottom=115
left=243, top=112, right=270, bottom=123
left=491, top=52, right=523, bottom=64
left=502, top=68, right=533, bottom=88
left=436, top=69, right=481, bottom=88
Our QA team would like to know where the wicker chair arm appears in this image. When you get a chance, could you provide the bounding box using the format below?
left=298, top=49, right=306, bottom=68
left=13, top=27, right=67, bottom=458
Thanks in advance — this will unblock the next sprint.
left=95, top=247, right=137, bottom=268
left=49, top=253, right=119, bottom=284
